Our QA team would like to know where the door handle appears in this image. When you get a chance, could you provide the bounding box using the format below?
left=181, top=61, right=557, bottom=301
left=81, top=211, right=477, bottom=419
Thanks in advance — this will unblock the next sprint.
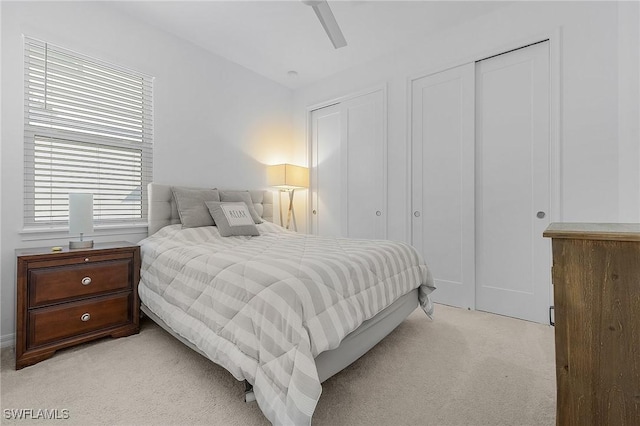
left=536, top=211, right=546, bottom=219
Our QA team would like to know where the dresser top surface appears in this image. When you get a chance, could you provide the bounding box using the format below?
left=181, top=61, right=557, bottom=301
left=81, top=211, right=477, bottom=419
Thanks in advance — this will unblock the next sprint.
left=16, top=241, right=139, bottom=258
left=544, top=223, right=640, bottom=241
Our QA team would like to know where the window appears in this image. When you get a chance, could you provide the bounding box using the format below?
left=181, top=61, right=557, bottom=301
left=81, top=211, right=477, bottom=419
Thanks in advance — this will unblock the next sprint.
left=24, top=37, right=153, bottom=228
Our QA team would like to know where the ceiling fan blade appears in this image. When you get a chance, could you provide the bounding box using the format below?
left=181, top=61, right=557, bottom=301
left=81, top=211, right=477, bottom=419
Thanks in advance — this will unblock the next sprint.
left=306, top=0, right=347, bottom=49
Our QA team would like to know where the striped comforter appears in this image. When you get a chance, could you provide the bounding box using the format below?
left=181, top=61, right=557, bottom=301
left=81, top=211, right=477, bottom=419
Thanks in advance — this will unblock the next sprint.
left=138, top=222, right=435, bottom=425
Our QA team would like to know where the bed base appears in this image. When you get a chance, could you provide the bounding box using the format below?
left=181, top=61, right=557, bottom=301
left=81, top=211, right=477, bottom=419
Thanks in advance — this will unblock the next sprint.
left=140, top=288, right=418, bottom=402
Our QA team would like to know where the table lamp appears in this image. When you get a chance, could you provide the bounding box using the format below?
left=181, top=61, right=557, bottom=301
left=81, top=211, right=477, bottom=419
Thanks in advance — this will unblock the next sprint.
left=69, top=193, right=94, bottom=249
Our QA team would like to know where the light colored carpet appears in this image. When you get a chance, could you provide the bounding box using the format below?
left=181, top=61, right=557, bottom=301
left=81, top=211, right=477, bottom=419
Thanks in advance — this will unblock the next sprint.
left=0, top=304, right=556, bottom=425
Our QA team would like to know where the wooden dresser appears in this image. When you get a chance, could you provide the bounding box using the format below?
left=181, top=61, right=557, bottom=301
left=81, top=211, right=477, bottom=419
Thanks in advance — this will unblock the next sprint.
left=543, top=223, right=640, bottom=426
left=16, top=242, right=140, bottom=369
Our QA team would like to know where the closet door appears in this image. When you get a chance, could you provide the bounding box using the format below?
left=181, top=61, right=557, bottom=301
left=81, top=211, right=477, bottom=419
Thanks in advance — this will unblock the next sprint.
left=310, top=103, right=342, bottom=237
left=475, top=42, right=551, bottom=324
left=341, top=91, right=386, bottom=239
left=310, top=90, right=386, bottom=239
left=411, top=42, right=551, bottom=323
left=411, top=63, right=476, bottom=309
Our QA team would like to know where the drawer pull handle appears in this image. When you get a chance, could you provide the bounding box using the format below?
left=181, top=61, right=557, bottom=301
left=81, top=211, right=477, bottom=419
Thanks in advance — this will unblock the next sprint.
left=81, top=277, right=92, bottom=285
left=81, top=313, right=91, bottom=322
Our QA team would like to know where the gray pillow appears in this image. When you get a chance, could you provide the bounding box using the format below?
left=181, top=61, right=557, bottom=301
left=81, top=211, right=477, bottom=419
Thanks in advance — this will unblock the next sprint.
left=205, top=201, right=259, bottom=237
left=172, top=186, right=220, bottom=228
left=219, top=191, right=263, bottom=224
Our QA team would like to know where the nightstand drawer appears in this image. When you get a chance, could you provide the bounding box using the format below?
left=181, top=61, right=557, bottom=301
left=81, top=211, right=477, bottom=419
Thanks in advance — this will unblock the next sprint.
left=29, top=293, right=131, bottom=348
left=29, top=259, right=131, bottom=307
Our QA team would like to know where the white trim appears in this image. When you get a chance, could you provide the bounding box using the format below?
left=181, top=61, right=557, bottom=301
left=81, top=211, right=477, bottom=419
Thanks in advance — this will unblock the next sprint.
left=547, top=27, right=563, bottom=308
left=19, top=223, right=147, bottom=242
left=380, top=85, right=389, bottom=240
left=405, top=72, right=413, bottom=244
left=305, top=108, right=313, bottom=232
left=549, top=27, right=563, bottom=222
left=305, top=85, right=386, bottom=114
left=1, top=333, right=16, bottom=349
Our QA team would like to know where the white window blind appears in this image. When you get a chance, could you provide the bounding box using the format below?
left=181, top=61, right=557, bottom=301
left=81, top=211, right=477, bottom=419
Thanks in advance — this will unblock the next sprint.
left=24, top=37, right=153, bottom=228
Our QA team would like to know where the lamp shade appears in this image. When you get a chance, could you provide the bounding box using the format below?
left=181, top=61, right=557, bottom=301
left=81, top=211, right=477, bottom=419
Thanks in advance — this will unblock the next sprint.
left=69, top=193, right=94, bottom=235
left=267, top=164, right=309, bottom=190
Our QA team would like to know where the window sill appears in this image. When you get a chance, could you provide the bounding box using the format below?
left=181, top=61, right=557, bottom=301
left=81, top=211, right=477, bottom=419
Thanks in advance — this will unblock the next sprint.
left=20, top=223, right=148, bottom=242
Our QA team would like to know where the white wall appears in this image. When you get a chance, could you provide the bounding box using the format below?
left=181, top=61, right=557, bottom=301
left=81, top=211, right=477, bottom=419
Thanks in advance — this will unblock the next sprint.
left=292, top=1, right=640, bottom=240
left=618, top=0, right=640, bottom=222
left=0, top=1, right=293, bottom=344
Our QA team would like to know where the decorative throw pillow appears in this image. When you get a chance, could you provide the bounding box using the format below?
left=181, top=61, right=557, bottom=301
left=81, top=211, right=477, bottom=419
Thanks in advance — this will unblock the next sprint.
left=171, top=186, right=220, bottom=228
left=205, top=201, right=259, bottom=237
left=219, top=191, right=263, bottom=224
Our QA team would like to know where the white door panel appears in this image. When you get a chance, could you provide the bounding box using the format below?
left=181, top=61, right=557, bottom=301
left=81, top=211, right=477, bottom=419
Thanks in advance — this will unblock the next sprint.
left=475, top=42, right=551, bottom=323
left=342, top=92, right=386, bottom=239
left=311, top=104, right=341, bottom=237
left=411, top=63, right=476, bottom=309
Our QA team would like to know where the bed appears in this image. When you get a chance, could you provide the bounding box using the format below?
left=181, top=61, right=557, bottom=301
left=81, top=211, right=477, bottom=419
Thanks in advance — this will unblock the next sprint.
left=138, top=183, right=435, bottom=425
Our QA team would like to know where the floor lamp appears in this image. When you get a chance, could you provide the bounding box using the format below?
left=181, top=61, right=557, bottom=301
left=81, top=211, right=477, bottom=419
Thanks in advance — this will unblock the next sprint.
left=267, top=164, right=309, bottom=231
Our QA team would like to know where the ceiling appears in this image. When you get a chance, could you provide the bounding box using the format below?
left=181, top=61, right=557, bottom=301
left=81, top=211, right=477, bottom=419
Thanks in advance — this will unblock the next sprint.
left=111, top=1, right=511, bottom=90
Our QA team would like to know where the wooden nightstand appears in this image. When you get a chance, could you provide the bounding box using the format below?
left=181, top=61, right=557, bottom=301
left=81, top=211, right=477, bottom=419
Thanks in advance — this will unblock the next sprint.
left=16, top=242, right=140, bottom=369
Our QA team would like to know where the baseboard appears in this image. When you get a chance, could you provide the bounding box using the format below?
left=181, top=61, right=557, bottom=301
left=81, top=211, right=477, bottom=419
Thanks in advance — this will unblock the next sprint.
left=1, top=333, right=15, bottom=349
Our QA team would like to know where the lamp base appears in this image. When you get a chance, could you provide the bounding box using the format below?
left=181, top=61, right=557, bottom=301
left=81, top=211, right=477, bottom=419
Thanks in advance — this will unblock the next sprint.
left=69, top=240, right=94, bottom=250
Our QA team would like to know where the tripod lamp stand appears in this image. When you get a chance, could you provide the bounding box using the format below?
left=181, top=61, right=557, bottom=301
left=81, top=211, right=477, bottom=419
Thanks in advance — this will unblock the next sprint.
left=267, top=164, right=309, bottom=231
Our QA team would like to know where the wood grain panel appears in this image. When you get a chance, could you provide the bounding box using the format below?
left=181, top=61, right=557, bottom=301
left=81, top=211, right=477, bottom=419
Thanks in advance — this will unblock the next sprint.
left=29, top=259, right=131, bottom=306
left=29, top=293, right=131, bottom=347
left=547, top=224, right=640, bottom=426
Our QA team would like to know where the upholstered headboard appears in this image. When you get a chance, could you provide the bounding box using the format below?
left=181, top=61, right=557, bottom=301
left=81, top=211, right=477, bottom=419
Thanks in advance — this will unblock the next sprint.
left=147, top=183, right=274, bottom=236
